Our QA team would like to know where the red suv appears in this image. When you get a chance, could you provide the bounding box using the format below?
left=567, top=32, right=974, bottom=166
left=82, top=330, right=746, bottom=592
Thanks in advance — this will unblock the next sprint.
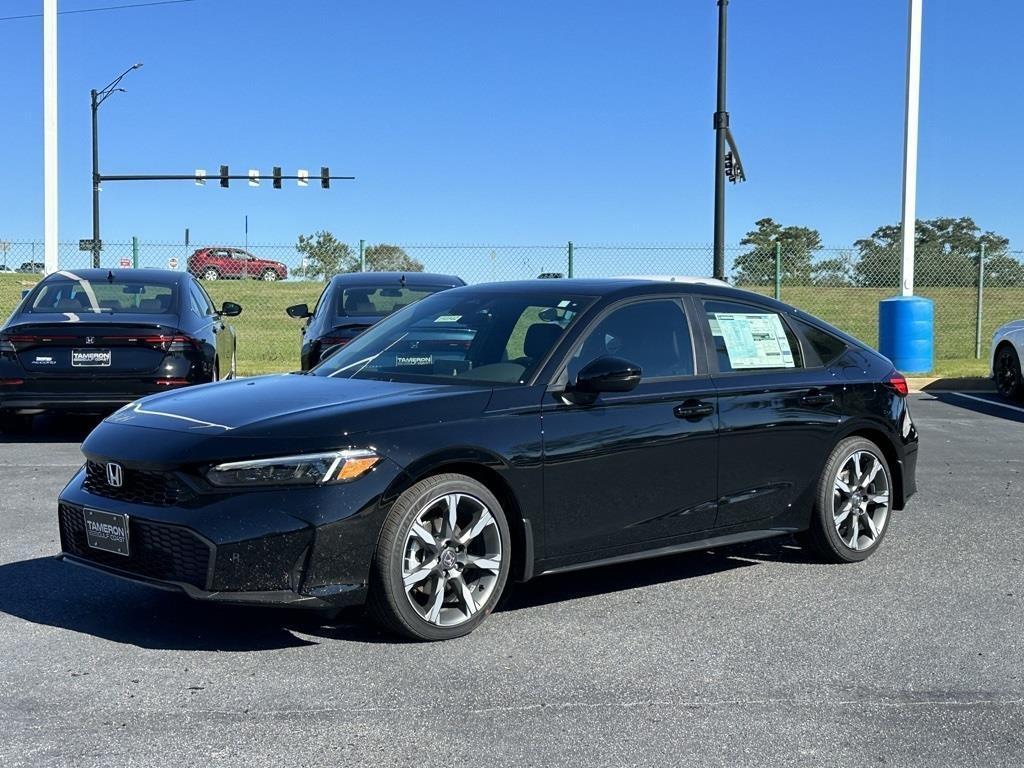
left=188, top=247, right=288, bottom=282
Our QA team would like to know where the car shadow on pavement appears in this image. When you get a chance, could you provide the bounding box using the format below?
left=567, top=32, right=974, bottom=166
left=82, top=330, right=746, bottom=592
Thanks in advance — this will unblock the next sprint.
left=499, top=534, right=815, bottom=612
left=927, top=392, right=1024, bottom=424
left=0, top=556, right=387, bottom=651
left=0, top=414, right=102, bottom=444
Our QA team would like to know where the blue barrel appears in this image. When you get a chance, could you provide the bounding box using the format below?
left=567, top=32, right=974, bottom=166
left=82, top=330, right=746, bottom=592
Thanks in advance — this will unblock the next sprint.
left=878, top=296, right=934, bottom=374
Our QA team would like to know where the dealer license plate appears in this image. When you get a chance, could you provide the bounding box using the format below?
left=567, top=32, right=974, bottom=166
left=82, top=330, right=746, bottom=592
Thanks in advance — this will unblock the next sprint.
left=83, top=508, right=130, bottom=556
left=72, top=349, right=112, bottom=367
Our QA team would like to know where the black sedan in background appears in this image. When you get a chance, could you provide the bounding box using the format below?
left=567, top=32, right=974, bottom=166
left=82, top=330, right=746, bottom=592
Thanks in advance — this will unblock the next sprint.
left=286, top=271, right=464, bottom=370
left=58, top=279, right=917, bottom=641
left=0, top=269, right=241, bottom=431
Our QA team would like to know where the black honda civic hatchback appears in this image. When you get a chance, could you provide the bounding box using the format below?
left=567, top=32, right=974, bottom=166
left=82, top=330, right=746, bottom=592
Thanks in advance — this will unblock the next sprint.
left=58, top=279, right=918, bottom=641
left=1, top=269, right=242, bottom=431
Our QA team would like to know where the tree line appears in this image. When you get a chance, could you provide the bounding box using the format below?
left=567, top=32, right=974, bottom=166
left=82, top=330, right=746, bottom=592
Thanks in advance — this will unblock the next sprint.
left=733, top=216, right=1024, bottom=288
left=294, top=231, right=425, bottom=279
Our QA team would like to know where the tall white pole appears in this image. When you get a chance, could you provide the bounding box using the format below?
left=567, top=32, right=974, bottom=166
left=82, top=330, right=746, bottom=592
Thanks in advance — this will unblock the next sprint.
left=899, top=0, right=923, bottom=297
left=43, top=0, right=59, bottom=275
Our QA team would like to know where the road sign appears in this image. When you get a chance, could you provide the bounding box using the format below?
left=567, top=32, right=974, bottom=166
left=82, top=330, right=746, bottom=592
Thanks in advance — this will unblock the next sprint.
left=119, top=257, right=132, bottom=268
left=249, top=169, right=260, bottom=187
left=79, top=238, right=101, bottom=251
left=168, top=257, right=179, bottom=270
left=297, top=169, right=309, bottom=187
left=195, top=169, right=206, bottom=186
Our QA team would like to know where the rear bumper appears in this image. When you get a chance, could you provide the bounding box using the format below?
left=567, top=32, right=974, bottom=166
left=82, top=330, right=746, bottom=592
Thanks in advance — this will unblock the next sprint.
left=897, top=443, right=918, bottom=508
left=1, top=385, right=189, bottom=413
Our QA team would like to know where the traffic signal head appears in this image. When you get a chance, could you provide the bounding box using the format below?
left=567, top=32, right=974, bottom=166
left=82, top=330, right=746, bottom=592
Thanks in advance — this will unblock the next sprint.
left=219, top=165, right=229, bottom=188
left=321, top=167, right=330, bottom=189
left=273, top=166, right=282, bottom=189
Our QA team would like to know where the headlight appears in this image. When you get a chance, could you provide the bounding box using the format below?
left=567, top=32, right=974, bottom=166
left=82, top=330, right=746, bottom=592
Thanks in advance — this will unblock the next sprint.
left=205, top=449, right=381, bottom=487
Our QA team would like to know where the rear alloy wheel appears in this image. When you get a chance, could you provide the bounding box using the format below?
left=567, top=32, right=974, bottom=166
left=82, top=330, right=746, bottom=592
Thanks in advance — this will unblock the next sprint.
left=799, top=437, right=892, bottom=563
left=202, top=267, right=220, bottom=281
left=369, top=474, right=510, bottom=641
left=995, top=344, right=1023, bottom=401
left=261, top=269, right=279, bottom=282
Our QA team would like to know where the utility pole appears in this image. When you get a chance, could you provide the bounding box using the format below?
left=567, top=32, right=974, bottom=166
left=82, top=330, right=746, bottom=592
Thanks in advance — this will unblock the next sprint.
left=712, top=0, right=729, bottom=281
left=43, top=0, right=58, bottom=275
left=899, top=0, right=923, bottom=296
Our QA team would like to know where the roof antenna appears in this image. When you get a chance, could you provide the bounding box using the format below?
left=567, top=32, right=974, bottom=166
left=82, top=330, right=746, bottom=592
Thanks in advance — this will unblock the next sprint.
left=106, top=270, right=114, bottom=283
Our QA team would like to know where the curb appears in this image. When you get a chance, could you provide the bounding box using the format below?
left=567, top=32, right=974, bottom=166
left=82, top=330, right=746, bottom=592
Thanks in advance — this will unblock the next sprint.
left=905, top=376, right=995, bottom=394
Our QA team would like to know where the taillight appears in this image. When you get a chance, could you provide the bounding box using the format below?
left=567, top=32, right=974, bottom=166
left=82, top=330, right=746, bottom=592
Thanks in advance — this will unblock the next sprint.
left=321, top=337, right=350, bottom=348
left=886, top=371, right=909, bottom=396
left=154, top=378, right=190, bottom=386
left=0, top=378, right=23, bottom=386
left=139, top=335, right=196, bottom=352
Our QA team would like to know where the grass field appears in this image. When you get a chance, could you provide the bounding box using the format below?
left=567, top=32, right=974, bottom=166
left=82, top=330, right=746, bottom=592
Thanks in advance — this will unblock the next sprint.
left=0, top=274, right=1009, bottom=378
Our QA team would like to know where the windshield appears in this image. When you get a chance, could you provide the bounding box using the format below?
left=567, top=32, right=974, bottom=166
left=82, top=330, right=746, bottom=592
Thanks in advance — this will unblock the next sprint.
left=336, top=284, right=452, bottom=318
left=29, top=277, right=177, bottom=314
left=313, top=289, right=594, bottom=386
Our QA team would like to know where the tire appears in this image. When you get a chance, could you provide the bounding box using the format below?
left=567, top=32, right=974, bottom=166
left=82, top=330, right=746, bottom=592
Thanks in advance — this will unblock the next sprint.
left=0, top=411, right=34, bottom=436
left=201, top=267, right=220, bottom=281
left=994, top=343, right=1023, bottom=401
left=368, top=473, right=511, bottom=641
left=799, top=437, right=893, bottom=563
left=261, top=269, right=279, bottom=282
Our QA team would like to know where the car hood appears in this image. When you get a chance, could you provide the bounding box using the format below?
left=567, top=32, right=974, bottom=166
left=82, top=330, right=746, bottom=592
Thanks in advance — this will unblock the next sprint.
left=83, top=374, right=493, bottom=465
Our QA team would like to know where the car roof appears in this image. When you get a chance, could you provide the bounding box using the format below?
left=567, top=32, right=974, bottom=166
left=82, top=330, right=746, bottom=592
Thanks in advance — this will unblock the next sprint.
left=450, top=277, right=779, bottom=303
left=41, top=268, right=185, bottom=284
left=616, top=274, right=730, bottom=287
left=328, top=272, right=465, bottom=287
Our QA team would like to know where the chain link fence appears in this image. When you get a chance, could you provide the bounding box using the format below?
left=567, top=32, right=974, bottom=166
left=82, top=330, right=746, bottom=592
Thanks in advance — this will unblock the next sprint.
left=1, top=239, right=1019, bottom=376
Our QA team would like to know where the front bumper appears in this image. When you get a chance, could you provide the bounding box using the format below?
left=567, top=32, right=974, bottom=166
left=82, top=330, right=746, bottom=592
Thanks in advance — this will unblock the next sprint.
left=56, top=460, right=399, bottom=608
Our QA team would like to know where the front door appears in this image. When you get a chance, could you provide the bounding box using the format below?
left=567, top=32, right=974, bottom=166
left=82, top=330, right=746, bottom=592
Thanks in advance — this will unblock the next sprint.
left=542, top=297, right=719, bottom=559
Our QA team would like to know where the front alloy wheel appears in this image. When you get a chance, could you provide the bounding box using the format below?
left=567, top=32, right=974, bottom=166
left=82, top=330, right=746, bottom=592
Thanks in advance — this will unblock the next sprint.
left=261, top=269, right=279, bottom=282
left=799, top=437, right=893, bottom=563
left=370, top=474, right=510, bottom=640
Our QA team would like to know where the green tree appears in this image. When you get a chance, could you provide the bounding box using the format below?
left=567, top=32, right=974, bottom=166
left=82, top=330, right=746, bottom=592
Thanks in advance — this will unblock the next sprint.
left=854, top=217, right=1014, bottom=287
left=811, top=250, right=857, bottom=287
left=363, top=244, right=424, bottom=272
left=733, top=218, right=821, bottom=286
left=296, top=231, right=356, bottom=279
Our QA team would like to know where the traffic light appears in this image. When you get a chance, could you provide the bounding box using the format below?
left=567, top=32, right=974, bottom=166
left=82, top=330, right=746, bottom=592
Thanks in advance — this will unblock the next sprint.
left=320, top=167, right=330, bottom=189
left=272, top=166, right=282, bottom=189
left=219, top=165, right=229, bottom=188
left=723, top=152, right=734, bottom=181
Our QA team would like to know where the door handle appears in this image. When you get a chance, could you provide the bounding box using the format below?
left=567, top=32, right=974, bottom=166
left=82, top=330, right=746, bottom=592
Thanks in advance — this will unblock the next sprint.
left=674, top=399, right=715, bottom=420
left=800, top=390, right=834, bottom=407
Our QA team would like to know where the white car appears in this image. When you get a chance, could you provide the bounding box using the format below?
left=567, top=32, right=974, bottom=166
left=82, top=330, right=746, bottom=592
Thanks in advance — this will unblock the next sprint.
left=991, top=320, right=1024, bottom=400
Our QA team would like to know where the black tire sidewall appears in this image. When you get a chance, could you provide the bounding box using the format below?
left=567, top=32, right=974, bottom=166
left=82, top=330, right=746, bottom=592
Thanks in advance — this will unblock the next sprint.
left=996, top=346, right=1022, bottom=400
left=812, top=437, right=893, bottom=563
left=372, top=474, right=511, bottom=641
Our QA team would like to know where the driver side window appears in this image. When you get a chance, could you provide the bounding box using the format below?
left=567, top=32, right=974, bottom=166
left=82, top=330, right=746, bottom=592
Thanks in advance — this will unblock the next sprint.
left=568, top=299, right=695, bottom=382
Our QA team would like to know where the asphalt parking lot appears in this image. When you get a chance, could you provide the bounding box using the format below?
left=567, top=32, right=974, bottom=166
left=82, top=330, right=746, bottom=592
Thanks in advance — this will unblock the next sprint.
left=1, top=392, right=1022, bottom=767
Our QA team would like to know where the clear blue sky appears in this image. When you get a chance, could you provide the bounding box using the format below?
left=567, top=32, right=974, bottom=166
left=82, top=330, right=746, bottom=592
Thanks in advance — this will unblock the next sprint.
left=1, top=0, right=1021, bottom=249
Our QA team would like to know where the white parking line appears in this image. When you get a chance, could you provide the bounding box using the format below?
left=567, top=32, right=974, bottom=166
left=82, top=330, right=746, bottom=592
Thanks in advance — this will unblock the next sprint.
left=947, top=391, right=1024, bottom=415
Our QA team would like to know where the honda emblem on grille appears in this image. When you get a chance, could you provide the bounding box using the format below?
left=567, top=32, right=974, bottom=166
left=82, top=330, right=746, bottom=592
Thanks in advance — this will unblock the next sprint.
left=106, top=462, right=124, bottom=488
left=85, top=336, right=95, bottom=345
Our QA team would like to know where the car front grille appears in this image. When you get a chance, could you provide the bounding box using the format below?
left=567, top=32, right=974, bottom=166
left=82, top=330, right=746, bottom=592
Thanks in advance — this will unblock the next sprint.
left=58, top=503, right=213, bottom=589
left=82, top=461, right=193, bottom=506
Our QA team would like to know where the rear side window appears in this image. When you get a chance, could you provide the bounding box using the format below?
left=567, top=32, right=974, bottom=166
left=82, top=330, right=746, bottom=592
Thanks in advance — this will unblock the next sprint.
left=703, top=299, right=804, bottom=373
left=791, top=317, right=848, bottom=366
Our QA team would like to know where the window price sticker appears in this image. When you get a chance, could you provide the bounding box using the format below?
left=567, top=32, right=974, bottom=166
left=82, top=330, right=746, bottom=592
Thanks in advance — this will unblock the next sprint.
left=713, top=313, right=795, bottom=369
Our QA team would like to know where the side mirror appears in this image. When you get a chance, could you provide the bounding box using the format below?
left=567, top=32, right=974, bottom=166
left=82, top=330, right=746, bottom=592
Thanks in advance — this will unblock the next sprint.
left=286, top=303, right=311, bottom=319
left=220, top=301, right=243, bottom=317
left=574, top=356, right=642, bottom=394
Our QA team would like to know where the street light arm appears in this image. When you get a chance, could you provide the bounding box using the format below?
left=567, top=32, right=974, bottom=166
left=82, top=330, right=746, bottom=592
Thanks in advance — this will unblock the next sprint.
left=95, top=63, right=142, bottom=103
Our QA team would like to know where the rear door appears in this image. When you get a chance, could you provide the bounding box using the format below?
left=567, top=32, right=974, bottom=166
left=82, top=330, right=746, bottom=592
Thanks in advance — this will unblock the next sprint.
left=541, top=296, right=719, bottom=558
left=697, top=296, right=845, bottom=529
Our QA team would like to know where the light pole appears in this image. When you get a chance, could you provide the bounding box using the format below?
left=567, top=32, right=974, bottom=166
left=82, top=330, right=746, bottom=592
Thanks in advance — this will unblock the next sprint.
left=91, top=62, right=142, bottom=267
left=712, top=0, right=729, bottom=281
